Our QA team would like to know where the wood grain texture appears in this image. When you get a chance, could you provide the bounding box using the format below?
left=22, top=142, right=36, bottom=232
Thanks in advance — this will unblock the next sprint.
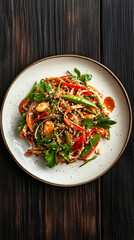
left=0, top=1, right=101, bottom=240
left=0, top=0, right=133, bottom=239
left=101, top=0, right=134, bottom=239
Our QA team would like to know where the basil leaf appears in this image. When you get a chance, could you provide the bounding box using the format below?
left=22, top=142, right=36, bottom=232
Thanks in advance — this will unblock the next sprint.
left=18, top=112, right=27, bottom=131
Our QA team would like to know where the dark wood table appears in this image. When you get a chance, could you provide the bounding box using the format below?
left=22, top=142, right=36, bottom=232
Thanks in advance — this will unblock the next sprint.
left=0, top=1, right=133, bottom=239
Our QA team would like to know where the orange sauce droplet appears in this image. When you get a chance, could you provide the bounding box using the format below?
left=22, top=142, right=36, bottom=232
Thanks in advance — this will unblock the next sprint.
left=104, top=97, right=115, bottom=112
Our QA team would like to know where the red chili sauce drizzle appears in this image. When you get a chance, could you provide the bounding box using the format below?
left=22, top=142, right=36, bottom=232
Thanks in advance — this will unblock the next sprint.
left=103, top=96, right=115, bottom=112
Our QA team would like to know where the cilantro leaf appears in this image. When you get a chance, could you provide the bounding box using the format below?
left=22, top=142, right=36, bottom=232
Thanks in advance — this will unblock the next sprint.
left=95, top=117, right=116, bottom=129
left=63, top=143, right=72, bottom=152
left=45, top=82, right=52, bottom=93
left=45, top=150, right=56, bottom=168
left=37, top=79, right=45, bottom=92
left=60, top=143, right=72, bottom=162
left=36, top=79, right=52, bottom=95
left=83, top=117, right=93, bottom=131
left=18, top=112, right=27, bottom=131
left=34, top=93, right=50, bottom=102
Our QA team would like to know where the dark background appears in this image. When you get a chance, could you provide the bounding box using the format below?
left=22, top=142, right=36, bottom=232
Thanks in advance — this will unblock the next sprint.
left=0, top=0, right=133, bottom=239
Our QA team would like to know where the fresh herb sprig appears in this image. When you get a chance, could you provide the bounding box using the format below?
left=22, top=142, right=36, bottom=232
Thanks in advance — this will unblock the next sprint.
left=83, top=118, right=93, bottom=131
left=34, top=80, right=52, bottom=102
left=83, top=116, right=116, bottom=131
left=95, top=117, right=116, bottom=129
left=67, top=68, right=92, bottom=86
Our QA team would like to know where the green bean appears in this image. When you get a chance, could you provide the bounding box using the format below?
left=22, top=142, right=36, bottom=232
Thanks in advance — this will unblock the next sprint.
left=23, top=81, right=37, bottom=100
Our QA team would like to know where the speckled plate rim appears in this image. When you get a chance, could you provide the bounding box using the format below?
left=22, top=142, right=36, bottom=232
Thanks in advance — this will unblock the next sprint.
left=0, top=54, right=132, bottom=187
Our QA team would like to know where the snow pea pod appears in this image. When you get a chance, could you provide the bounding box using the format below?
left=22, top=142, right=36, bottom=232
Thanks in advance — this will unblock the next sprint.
left=60, top=95, right=97, bottom=108
left=81, top=134, right=101, bottom=159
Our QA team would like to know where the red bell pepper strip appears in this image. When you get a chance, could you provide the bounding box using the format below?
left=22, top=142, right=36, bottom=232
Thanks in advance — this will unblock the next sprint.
left=80, top=90, right=92, bottom=96
left=32, top=111, right=47, bottom=123
left=72, top=133, right=86, bottom=152
left=19, top=98, right=30, bottom=114
left=85, top=127, right=107, bottom=139
left=73, top=137, right=81, bottom=142
left=72, top=138, right=82, bottom=152
left=60, top=75, right=72, bottom=80
left=84, top=91, right=92, bottom=96
left=61, top=81, right=88, bottom=90
left=64, top=105, right=85, bottom=131
left=48, top=77, right=88, bottom=90
left=64, top=118, right=84, bottom=131
left=26, top=110, right=34, bottom=132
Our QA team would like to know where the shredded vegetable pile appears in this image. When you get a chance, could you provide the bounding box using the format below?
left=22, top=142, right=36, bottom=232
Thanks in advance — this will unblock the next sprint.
left=18, top=68, right=116, bottom=168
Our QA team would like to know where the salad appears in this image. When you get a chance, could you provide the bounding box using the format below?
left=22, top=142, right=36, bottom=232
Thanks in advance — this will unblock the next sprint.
left=18, top=68, right=116, bottom=168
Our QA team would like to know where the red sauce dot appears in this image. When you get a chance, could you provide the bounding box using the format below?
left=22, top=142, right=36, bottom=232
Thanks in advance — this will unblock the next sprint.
left=104, top=96, right=115, bottom=112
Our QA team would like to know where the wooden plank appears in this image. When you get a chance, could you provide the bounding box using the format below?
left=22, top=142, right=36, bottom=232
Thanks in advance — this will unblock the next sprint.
left=0, top=0, right=101, bottom=239
left=101, top=0, right=134, bottom=239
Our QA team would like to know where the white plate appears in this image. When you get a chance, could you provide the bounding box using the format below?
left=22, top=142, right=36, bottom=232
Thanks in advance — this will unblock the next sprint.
left=0, top=55, right=132, bottom=186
